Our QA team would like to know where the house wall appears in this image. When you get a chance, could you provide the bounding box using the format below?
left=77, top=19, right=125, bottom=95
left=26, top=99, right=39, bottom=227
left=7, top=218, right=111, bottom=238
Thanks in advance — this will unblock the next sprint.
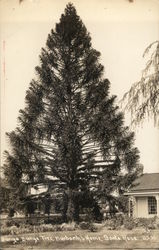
left=136, top=197, right=148, bottom=217
left=133, top=195, right=158, bottom=218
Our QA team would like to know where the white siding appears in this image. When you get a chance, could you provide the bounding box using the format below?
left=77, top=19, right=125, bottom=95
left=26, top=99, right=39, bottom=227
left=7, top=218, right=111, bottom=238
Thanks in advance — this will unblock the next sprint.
left=134, top=196, right=158, bottom=218
left=136, top=197, right=147, bottom=217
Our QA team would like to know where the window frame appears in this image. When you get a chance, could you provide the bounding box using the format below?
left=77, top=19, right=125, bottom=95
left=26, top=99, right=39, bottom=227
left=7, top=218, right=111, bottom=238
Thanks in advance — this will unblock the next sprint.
left=148, top=196, right=157, bottom=215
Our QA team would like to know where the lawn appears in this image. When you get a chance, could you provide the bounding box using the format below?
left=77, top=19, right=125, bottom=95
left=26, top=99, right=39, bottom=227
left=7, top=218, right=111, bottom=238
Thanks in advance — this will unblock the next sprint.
left=1, top=228, right=159, bottom=249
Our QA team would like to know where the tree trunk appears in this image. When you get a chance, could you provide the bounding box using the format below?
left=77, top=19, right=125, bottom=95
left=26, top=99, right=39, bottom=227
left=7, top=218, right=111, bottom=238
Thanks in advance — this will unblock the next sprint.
left=66, top=188, right=75, bottom=222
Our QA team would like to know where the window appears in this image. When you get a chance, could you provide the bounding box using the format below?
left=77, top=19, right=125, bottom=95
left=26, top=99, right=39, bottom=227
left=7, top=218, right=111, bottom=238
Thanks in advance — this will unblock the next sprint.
left=130, top=200, right=133, bottom=217
left=148, top=196, right=157, bottom=214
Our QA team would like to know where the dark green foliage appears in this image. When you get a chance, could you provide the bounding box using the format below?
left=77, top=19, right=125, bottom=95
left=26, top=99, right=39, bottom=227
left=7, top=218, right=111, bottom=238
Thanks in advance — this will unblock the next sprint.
left=3, top=3, right=141, bottom=221
left=116, top=195, right=129, bottom=213
left=8, top=208, right=15, bottom=218
left=0, top=179, right=10, bottom=212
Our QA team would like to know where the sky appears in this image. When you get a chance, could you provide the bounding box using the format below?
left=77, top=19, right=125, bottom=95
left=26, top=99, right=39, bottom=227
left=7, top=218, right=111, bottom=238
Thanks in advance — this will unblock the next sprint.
left=0, top=0, right=159, bottom=173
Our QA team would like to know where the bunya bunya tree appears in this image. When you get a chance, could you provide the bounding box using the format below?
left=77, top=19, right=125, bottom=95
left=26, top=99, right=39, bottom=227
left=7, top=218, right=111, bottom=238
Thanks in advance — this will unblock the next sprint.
left=3, top=3, right=142, bottom=221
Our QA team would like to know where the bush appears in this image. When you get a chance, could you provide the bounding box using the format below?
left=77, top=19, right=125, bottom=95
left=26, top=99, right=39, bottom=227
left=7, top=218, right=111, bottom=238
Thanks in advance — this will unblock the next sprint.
left=5, top=219, right=15, bottom=227
left=1, top=223, right=59, bottom=235
left=36, top=224, right=60, bottom=232
left=60, top=222, right=77, bottom=231
left=123, top=216, right=135, bottom=230
left=79, top=221, right=98, bottom=231
left=133, top=217, right=159, bottom=229
left=44, top=214, right=63, bottom=224
left=2, top=215, right=159, bottom=236
left=1, top=224, right=12, bottom=235
left=154, top=216, right=159, bottom=229
left=104, top=215, right=159, bottom=231
left=1, top=222, right=79, bottom=235
left=79, top=221, right=90, bottom=230
left=104, top=214, right=124, bottom=230
left=104, top=219, right=117, bottom=230
left=107, top=219, right=120, bottom=230
left=88, top=223, right=98, bottom=232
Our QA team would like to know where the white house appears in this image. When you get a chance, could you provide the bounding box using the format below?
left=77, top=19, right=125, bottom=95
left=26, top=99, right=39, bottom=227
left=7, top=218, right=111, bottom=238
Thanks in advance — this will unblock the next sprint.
left=124, top=173, right=159, bottom=218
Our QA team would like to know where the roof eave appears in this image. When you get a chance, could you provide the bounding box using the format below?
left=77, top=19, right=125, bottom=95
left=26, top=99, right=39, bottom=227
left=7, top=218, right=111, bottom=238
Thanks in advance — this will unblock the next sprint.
left=124, top=190, right=159, bottom=196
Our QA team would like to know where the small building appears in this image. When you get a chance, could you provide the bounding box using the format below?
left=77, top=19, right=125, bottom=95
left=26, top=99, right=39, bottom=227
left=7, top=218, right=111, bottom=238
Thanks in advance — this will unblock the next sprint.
left=124, top=173, right=159, bottom=218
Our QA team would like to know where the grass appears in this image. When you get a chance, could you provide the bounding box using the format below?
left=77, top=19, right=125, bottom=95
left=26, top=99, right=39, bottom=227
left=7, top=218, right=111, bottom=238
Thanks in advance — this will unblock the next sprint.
left=1, top=228, right=159, bottom=249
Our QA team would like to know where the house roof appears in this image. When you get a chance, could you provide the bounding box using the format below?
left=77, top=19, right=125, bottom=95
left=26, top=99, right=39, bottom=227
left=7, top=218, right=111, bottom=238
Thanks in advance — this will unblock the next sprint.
left=128, top=173, right=159, bottom=192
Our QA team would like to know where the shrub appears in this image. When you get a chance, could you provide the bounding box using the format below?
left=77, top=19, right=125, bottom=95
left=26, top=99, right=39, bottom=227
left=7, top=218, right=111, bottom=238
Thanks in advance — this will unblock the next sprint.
left=44, top=214, right=63, bottom=224
left=104, top=215, right=134, bottom=230
left=133, top=217, right=159, bottom=229
left=104, top=215, right=124, bottom=230
left=79, top=221, right=98, bottom=231
left=123, top=216, right=135, bottom=230
left=5, top=219, right=15, bottom=227
left=37, top=224, right=59, bottom=232
left=105, top=217, right=121, bottom=230
left=1, top=222, right=79, bottom=235
left=1, top=224, right=12, bottom=235
left=88, top=223, right=98, bottom=232
left=104, top=215, right=159, bottom=231
left=104, top=219, right=117, bottom=230
left=1, top=223, right=56, bottom=235
left=79, top=221, right=90, bottom=230
left=83, top=208, right=94, bottom=222
left=154, top=216, right=159, bottom=229
left=60, top=222, right=77, bottom=231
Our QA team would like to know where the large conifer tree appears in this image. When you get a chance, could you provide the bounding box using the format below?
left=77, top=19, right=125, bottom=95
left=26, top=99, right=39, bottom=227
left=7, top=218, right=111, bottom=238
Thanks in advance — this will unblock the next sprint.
left=4, top=3, right=142, bottom=221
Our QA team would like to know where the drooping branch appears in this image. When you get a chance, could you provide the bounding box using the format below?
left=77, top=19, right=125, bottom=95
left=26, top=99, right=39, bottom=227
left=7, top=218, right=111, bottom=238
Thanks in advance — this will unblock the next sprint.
left=121, top=41, right=159, bottom=127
